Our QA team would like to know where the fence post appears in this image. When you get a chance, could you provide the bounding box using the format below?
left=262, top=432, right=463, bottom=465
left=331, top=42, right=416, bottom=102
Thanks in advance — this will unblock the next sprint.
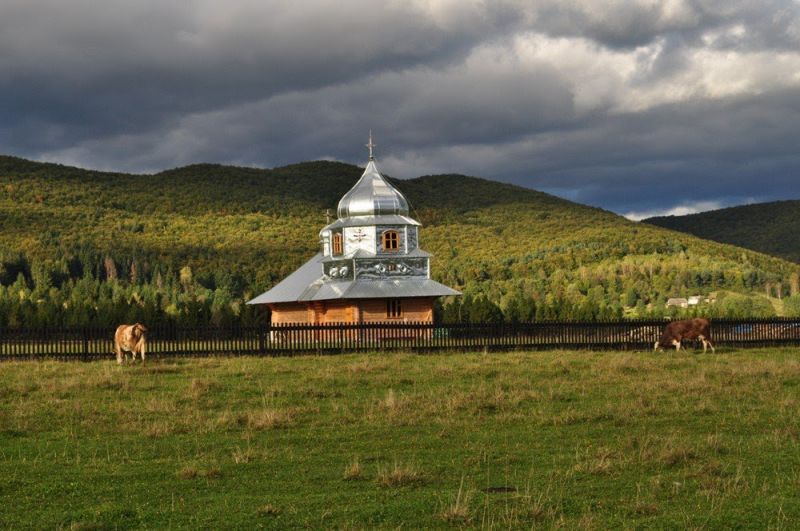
left=82, top=327, right=89, bottom=361
left=259, top=324, right=267, bottom=355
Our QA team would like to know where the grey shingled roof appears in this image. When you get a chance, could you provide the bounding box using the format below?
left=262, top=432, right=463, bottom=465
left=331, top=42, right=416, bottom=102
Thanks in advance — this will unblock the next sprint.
left=321, top=214, right=420, bottom=231
left=246, top=253, right=459, bottom=305
left=247, top=254, right=326, bottom=305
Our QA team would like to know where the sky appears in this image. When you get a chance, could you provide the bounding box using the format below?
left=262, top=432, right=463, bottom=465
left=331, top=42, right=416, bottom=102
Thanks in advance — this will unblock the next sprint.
left=1, top=0, right=799, bottom=219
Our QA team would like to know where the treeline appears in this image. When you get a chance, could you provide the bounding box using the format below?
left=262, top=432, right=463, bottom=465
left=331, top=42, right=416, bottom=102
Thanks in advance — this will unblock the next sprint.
left=437, top=291, right=790, bottom=324
left=0, top=253, right=263, bottom=329
left=2, top=250, right=798, bottom=329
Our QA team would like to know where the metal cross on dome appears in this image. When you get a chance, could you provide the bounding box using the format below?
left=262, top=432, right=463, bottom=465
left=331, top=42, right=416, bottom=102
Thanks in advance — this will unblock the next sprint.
left=366, top=131, right=376, bottom=160
left=349, top=227, right=367, bottom=242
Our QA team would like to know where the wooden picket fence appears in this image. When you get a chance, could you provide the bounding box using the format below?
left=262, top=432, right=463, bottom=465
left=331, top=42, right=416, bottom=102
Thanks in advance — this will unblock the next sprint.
left=2, top=318, right=800, bottom=361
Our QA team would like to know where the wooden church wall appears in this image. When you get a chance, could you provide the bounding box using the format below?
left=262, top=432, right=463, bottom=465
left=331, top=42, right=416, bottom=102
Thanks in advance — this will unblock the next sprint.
left=319, top=301, right=355, bottom=322
left=270, top=298, right=434, bottom=324
left=359, top=298, right=434, bottom=323
left=269, top=302, right=311, bottom=324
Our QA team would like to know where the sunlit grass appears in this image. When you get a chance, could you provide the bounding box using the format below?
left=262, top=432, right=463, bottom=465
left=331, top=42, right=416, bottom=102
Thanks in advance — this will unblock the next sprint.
left=1, top=349, right=799, bottom=528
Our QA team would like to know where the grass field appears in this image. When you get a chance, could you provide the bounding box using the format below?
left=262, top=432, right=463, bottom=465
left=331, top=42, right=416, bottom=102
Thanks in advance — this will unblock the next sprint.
left=1, top=349, right=799, bottom=529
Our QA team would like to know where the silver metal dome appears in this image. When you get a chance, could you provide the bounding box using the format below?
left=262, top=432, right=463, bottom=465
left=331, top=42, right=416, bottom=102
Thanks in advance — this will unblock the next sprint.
left=336, top=160, right=410, bottom=218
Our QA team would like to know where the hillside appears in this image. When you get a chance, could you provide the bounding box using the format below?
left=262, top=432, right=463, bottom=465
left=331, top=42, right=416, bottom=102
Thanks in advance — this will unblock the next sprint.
left=644, top=200, right=800, bottom=263
left=1, top=154, right=799, bottom=326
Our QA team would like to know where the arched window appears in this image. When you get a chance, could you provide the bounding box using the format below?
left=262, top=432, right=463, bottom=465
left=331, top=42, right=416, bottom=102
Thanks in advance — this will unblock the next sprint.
left=382, top=230, right=399, bottom=252
left=332, top=233, right=343, bottom=255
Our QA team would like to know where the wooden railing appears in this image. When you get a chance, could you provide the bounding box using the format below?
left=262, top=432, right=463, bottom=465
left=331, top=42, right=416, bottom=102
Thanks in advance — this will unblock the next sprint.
left=2, top=318, right=800, bottom=360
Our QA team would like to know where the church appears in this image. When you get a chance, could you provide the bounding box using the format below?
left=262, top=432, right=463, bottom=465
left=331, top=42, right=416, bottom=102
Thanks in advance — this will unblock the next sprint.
left=247, top=135, right=460, bottom=324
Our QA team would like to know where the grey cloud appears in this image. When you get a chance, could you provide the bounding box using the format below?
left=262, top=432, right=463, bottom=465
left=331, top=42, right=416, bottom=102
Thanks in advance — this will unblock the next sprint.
left=380, top=88, right=800, bottom=212
left=1, top=1, right=517, bottom=151
left=38, top=50, right=578, bottom=172
left=527, top=0, right=800, bottom=51
left=2, top=0, right=800, bottom=215
left=494, top=91, right=800, bottom=211
left=43, top=71, right=800, bottom=215
left=529, top=1, right=704, bottom=48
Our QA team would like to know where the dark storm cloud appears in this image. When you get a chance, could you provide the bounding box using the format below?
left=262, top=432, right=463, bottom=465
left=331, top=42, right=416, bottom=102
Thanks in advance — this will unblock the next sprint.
left=1, top=0, right=800, bottom=215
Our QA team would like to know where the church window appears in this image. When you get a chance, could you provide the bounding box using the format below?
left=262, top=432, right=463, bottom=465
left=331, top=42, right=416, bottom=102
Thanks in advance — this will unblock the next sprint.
left=332, top=233, right=343, bottom=255
left=387, top=263, right=396, bottom=271
left=387, top=299, right=402, bottom=318
left=382, top=230, right=399, bottom=252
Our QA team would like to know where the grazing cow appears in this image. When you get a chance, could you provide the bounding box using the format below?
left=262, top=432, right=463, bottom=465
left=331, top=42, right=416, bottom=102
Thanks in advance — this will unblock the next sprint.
left=114, top=323, right=147, bottom=364
left=655, top=318, right=714, bottom=353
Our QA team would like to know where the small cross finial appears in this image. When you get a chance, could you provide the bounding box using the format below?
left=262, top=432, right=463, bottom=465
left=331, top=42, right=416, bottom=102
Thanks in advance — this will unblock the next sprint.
left=366, top=130, right=376, bottom=160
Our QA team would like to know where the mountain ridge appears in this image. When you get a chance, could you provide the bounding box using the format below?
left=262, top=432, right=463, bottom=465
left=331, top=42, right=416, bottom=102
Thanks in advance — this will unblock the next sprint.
left=643, top=199, right=800, bottom=263
left=1, top=154, right=798, bottom=325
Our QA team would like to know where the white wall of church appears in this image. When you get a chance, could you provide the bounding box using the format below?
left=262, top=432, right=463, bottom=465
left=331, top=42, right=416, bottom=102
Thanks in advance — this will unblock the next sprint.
left=321, top=231, right=331, bottom=256
left=344, top=226, right=376, bottom=255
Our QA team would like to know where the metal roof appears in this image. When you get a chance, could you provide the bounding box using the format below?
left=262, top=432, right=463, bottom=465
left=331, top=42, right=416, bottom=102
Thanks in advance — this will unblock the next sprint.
left=336, top=160, right=410, bottom=218
left=348, top=247, right=431, bottom=259
left=313, top=248, right=430, bottom=262
left=321, top=215, right=420, bottom=232
left=330, top=279, right=460, bottom=299
left=247, top=253, right=327, bottom=305
left=246, top=253, right=459, bottom=305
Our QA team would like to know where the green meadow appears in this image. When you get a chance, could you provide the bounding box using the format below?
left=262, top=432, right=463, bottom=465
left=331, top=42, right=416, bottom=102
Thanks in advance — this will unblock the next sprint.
left=1, top=349, right=799, bottom=529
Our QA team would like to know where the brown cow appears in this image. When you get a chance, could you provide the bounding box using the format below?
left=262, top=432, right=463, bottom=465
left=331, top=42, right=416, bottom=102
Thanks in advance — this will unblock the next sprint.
left=114, top=323, right=147, bottom=364
left=655, top=318, right=715, bottom=353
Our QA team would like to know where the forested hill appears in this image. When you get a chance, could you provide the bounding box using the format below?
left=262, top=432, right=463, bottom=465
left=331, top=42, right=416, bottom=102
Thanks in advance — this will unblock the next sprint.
left=644, top=200, right=800, bottom=263
left=1, top=154, right=799, bottom=327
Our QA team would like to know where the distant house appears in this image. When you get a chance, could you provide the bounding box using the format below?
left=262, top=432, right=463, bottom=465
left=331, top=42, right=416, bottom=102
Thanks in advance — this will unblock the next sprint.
left=667, top=296, right=712, bottom=308
left=688, top=295, right=714, bottom=305
left=666, top=298, right=689, bottom=308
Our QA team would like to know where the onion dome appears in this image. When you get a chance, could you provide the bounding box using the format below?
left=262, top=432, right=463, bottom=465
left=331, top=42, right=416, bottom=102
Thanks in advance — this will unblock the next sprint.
left=336, top=159, right=410, bottom=218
